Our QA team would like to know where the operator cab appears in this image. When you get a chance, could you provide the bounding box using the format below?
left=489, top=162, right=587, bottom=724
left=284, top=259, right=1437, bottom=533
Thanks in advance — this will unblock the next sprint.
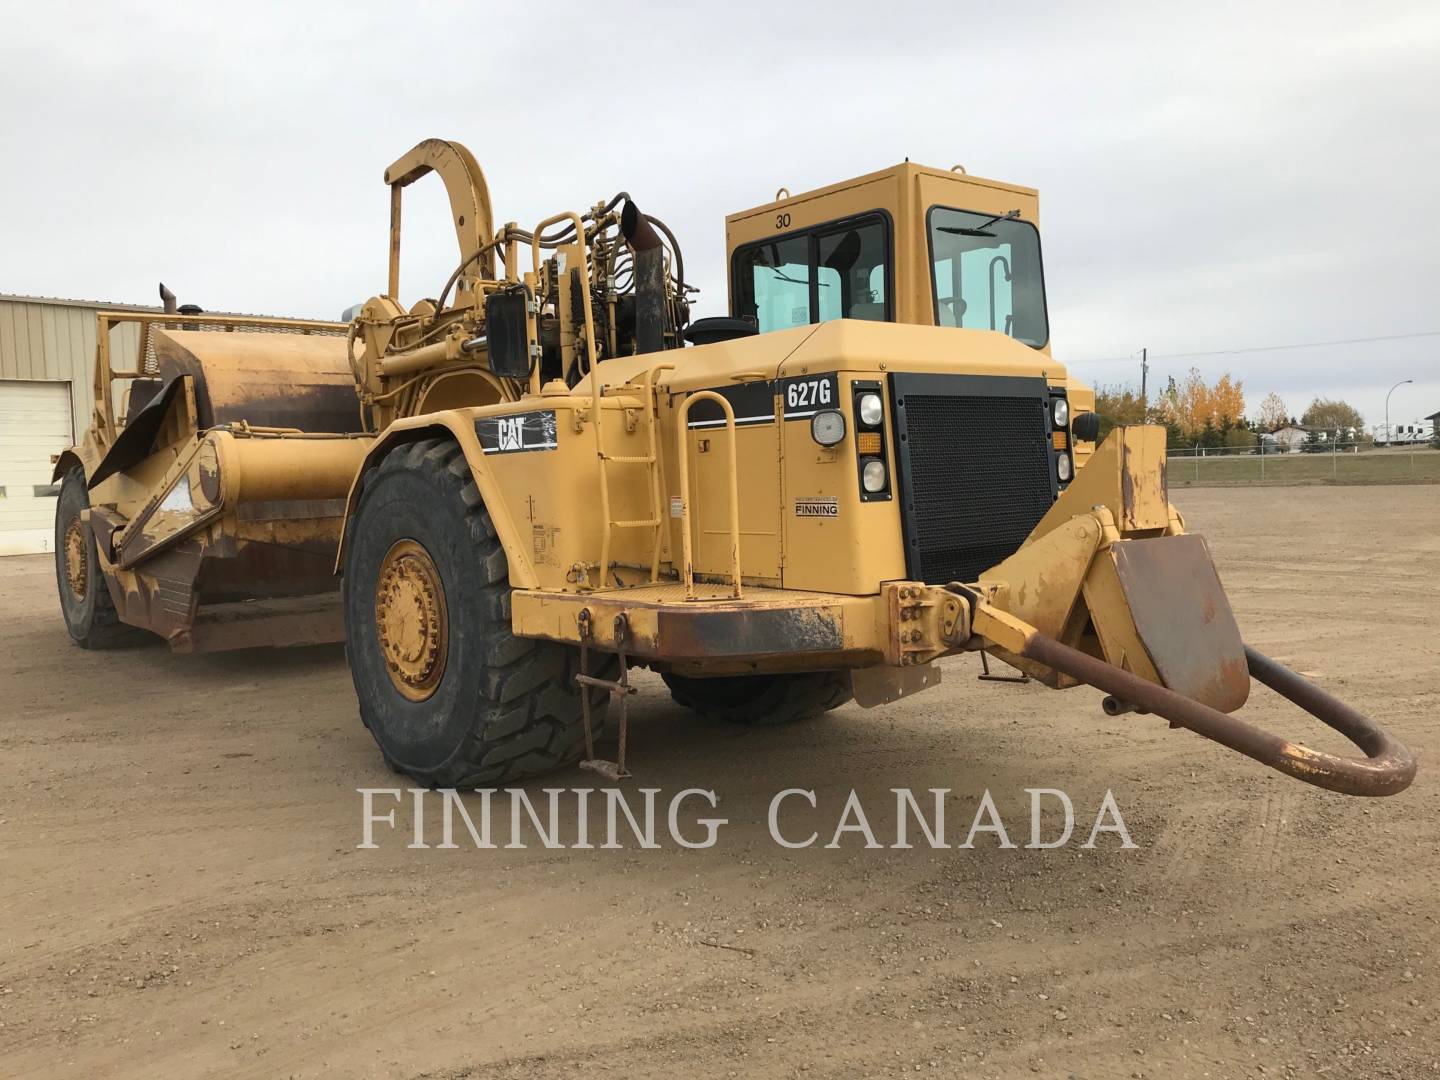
left=724, top=162, right=1050, bottom=353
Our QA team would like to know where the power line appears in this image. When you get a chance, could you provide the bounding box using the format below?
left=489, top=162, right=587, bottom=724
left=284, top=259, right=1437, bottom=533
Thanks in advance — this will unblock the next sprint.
left=1069, top=329, right=1440, bottom=367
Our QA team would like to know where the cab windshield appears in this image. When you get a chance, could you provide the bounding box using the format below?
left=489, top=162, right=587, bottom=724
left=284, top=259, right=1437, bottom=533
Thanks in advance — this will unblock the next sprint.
left=928, top=206, right=1048, bottom=348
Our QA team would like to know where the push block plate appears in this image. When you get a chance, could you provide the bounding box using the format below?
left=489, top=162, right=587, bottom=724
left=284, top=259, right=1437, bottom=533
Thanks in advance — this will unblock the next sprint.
left=1109, top=534, right=1249, bottom=713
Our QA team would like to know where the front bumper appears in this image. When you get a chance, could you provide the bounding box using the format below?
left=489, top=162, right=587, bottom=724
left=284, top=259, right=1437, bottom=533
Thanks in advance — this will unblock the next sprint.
left=510, top=580, right=968, bottom=677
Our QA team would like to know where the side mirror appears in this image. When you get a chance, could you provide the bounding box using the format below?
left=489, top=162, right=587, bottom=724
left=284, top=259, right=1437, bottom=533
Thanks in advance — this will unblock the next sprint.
left=1071, top=410, right=1101, bottom=442
left=484, top=290, right=531, bottom=379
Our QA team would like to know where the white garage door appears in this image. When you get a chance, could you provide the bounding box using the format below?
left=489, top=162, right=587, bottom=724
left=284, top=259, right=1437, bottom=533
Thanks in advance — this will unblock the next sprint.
left=0, top=380, right=74, bottom=556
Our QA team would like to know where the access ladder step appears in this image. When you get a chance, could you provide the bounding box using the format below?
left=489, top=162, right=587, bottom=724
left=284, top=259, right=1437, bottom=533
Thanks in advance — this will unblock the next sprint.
left=576, top=673, right=637, bottom=696
left=603, top=453, right=656, bottom=464
left=578, top=757, right=630, bottom=782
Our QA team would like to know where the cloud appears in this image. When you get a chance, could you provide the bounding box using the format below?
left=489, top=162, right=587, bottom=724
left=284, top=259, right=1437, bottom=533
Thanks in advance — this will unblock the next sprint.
left=2, top=0, right=1436, bottom=426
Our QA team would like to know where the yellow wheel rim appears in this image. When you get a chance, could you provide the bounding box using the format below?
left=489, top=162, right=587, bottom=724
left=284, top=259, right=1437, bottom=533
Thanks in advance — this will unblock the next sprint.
left=374, top=539, right=449, bottom=702
left=63, top=516, right=88, bottom=600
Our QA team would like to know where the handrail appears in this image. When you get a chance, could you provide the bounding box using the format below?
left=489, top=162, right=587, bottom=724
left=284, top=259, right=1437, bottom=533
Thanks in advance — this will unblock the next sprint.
left=675, top=391, right=742, bottom=600
left=91, top=310, right=346, bottom=448
left=95, top=310, right=343, bottom=333
left=641, top=362, right=675, bottom=581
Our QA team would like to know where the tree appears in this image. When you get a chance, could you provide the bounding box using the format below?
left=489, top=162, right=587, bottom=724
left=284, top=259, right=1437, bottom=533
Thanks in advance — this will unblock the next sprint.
left=1301, top=398, right=1364, bottom=433
left=1224, top=426, right=1258, bottom=450
left=1093, top=383, right=1148, bottom=439
left=1175, top=368, right=1209, bottom=435
left=1198, top=416, right=1222, bottom=449
left=1256, top=392, right=1288, bottom=431
left=1171, top=367, right=1246, bottom=437
left=1211, top=373, right=1245, bottom=428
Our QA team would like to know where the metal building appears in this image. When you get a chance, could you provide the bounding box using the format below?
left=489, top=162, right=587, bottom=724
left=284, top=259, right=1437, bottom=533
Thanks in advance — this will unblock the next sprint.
left=0, top=295, right=150, bottom=555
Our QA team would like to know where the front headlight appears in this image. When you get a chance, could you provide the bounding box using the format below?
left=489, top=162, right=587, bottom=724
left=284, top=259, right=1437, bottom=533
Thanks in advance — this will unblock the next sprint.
left=861, top=458, right=888, bottom=493
left=811, top=410, right=846, bottom=447
left=1052, top=397, right=1069, bottom=428
left=1057, top=451, right=1073, bottom=482
left=858, top=392, right=884, bottom=427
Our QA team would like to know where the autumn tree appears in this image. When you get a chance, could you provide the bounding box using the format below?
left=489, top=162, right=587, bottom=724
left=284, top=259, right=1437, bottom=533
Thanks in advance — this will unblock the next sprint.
left=1175, top=368, right=1208, bottom=435
left=1170, top=367, right=1246, bottom=438
left=1256, top=392, right=1288, bottom=431
left=1210, top=373, right=1245, bottom=427
left=1301, top=398, right=1364, bottom=436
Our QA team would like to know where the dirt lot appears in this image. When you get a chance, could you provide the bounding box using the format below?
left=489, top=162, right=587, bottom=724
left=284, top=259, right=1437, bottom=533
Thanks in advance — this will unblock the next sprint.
left=1, top=486, right=1436, bottom=1079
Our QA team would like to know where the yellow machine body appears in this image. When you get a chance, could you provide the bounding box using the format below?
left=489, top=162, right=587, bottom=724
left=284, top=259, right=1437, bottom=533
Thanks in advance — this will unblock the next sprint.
left=52, top=140, right=1412, bottom=796
left=54, top=314, right=371, bottom=651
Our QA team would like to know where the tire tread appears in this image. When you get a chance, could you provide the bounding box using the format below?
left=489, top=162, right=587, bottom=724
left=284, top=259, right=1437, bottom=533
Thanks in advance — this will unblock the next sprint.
left=347, top=438, right=615, bottom=787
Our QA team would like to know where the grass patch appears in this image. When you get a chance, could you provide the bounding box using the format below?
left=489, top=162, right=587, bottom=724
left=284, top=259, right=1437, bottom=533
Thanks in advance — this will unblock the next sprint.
left=1168, top=450, right=1440, bottom=487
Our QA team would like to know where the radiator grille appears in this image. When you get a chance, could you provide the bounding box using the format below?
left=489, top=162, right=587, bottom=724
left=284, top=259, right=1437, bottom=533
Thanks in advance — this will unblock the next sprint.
left=896, top=383, right=1056, bottom=584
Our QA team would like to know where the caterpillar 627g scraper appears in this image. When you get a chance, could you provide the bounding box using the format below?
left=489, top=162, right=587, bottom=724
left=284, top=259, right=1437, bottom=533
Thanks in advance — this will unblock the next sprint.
left=55, top=139, right=1414, bottom=797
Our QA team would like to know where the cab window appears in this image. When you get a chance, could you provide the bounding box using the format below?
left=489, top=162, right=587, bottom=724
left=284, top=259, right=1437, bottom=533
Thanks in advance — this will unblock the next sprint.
left=928, top=206, right=1048, bottom=348
left=733, top=213, right=890, bottom=332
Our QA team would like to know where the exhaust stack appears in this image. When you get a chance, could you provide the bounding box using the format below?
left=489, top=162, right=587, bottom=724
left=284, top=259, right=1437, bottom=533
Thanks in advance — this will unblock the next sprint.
left=621, top=200, right=665, bottom=355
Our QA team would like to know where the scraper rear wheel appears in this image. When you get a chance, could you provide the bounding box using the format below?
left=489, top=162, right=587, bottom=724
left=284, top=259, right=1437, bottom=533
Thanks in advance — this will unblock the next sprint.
left=54, top=469, right=150, bottom=649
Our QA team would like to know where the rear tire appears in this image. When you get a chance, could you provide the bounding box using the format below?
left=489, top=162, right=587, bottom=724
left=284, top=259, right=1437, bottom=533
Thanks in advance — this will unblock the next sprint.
left=342, top=438, right=614, bottom=787
left=54, top=468, right=149, bottom=649
left=661, top=670, right=853, bottom=726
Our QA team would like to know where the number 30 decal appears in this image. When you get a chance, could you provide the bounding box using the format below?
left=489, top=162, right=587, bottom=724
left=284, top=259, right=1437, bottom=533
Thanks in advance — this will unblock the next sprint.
left=775, top=212, right=791, bottom=229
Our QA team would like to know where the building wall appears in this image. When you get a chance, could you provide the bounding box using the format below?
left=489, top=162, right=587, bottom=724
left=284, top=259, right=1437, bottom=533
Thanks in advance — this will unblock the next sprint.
left=1272, top=427, right=1308, bottom=452
left=0, top=296, right=148, bottom=443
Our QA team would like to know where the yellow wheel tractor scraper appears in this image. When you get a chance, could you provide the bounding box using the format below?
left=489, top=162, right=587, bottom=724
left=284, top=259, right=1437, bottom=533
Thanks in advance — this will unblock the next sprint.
left=54, top=140, right=1414, bottom=797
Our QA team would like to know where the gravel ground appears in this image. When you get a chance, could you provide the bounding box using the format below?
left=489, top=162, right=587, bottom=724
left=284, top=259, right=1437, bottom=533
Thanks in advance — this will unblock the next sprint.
left=1, top=485, right=1436, bottom=1079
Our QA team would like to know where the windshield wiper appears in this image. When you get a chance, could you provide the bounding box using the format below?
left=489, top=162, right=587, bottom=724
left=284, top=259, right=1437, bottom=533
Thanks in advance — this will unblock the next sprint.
left=769, top=271, right=830, bottom=287
left=938, top=208, right=1020, bottom=238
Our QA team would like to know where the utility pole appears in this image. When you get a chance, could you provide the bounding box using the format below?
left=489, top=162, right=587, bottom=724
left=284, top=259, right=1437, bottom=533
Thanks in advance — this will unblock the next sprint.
left=1140, top=348, right=1149, bottom=412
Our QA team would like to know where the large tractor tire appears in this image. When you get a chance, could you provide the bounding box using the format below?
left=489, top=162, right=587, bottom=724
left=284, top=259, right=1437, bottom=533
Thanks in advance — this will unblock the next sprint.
left=661, top=670, right=853, bottom=726
left=54, top=468, right=150, bottom=649
left=342, top=438, right=615, bottom=787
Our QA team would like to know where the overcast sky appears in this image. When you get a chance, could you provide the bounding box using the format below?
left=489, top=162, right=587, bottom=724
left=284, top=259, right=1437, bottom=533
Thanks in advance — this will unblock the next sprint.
left=2, top=1, right=1436, bottom=429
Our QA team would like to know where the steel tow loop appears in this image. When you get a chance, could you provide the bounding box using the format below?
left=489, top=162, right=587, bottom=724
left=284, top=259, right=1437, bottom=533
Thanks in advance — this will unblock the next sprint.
left=1017, top=630, right=1416, bottom=797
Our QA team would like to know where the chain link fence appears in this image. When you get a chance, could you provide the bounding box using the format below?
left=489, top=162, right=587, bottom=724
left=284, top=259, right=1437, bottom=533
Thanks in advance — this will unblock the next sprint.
left=1167, top=443, right=1440, bottom=486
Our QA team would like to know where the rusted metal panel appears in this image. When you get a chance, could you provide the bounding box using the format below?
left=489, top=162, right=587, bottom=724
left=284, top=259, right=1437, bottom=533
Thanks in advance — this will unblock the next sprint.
left=979, top=513, right=1101, bottom=641
left=1117, top=426, right=1170, bottom=532
left=235, top=498, right=346, bottom=522
left=852, top=662, right=942, bottom=708
left=173, top=594, right=345, bottom=653
left=154, top=330, right=363, bottom=433
left=1109, top=534, right=1249, bottom=713
left=656, top=604, right=843, bottom=659
left=511, top=583, right=887, bottom=669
